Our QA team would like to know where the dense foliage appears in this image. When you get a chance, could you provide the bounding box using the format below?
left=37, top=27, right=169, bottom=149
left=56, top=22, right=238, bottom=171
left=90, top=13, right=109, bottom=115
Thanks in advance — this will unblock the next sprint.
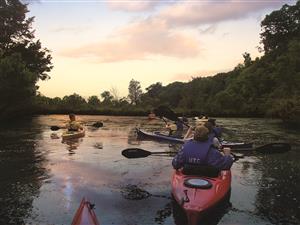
left=1, top=1, right=299, bottom=124
left=0, top=0, right=52, bottom=119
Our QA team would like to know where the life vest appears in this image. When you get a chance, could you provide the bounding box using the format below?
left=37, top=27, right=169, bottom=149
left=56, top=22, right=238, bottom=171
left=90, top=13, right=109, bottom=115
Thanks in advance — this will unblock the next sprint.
left=208, top=133, right=215, bottom=142
left=67, top=121, right=81, bottom=131
left=182, top=140, right=212, bottom=165
left=213, top=127, right=222, bottom=137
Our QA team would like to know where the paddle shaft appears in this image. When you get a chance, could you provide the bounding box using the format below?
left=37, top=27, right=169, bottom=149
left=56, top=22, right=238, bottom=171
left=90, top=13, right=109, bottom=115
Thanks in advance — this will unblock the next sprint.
left=151, top=151, right=177, bottom=155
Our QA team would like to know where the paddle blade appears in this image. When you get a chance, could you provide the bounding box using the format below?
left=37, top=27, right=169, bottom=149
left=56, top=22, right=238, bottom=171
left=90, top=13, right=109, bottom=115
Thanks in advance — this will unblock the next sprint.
left=92, top=122, right=103, bottom=128
left=50, top=126, right=60, bottom=131
left=255, top=143, right=291, bottom=153
left=122, top=148, right=151, bottom=158
left=154, top=106, right=178, bottom=121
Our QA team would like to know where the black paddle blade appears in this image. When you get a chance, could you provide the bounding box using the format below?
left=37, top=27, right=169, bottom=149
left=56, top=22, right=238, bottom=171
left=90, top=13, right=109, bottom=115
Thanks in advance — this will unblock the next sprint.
left=92, top=122, right=103, bottom=128
left=50, top=126, right=60, bottom=131
left=255, top=143, right=291, bottom=153
left=154, top=106, right=178, bottom=121
left=122, top=148, right=151, bottom=158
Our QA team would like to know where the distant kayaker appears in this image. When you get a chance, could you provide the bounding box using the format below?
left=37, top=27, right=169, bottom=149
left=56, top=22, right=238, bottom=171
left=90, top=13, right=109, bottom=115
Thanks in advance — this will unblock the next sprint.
left=172, top=125, right=233, bottom=170
left=66, top=114, right=83, bottom=132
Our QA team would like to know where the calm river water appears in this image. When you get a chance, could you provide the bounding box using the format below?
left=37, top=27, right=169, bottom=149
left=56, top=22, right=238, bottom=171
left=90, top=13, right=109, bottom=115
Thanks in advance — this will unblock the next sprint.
left=0, top=115, right=299, bottom=225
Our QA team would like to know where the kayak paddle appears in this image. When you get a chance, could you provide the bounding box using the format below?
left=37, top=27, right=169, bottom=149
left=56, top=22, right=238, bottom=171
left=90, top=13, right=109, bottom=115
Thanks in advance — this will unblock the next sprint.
left=50, top=125, right=61, bottom=131
left=50, top=122, right=103, bottom=131
left=122, top=148, right=176, bottom=158
left=121, top=148, right=244, bottom=160
left=253, top=142, right=291, bottom=153
left=154, top=105, right=190, bottom=127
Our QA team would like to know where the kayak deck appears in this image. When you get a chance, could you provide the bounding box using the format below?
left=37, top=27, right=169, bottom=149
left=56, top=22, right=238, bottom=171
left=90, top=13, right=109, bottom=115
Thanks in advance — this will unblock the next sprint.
left=136, top=128, right=184, bottom=143
left=71, top=198, right=100, bottom=225
left=62, top=129, right=85, bottom=140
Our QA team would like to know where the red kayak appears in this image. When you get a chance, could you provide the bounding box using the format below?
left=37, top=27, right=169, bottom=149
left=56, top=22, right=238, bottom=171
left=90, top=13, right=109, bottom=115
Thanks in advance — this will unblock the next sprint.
left=171, top=167, right=231, bottom=225
left=71, top=198, right=100, bottom=225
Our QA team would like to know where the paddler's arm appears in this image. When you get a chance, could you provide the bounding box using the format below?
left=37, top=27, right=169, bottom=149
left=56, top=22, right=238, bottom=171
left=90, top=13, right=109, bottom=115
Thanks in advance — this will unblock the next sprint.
left=183, top=126, right=194, bottom=140
left=207, top=147, right=234, bottom=170
left=172, top=148, right=185, bottom=170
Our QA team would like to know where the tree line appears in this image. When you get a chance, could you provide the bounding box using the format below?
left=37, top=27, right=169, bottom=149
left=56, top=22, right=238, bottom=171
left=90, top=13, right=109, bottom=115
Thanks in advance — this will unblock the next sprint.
left=0, top=0, right=299, bottom=124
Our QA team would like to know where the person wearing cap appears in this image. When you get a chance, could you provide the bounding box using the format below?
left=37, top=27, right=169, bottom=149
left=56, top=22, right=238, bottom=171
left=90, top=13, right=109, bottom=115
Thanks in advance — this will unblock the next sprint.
left=172, top=125, right=233, bottom=170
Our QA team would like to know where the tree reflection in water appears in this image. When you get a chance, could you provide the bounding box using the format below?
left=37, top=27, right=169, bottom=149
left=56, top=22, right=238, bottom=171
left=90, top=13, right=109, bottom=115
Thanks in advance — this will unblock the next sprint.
left=0, top=118, right=48, bottom=224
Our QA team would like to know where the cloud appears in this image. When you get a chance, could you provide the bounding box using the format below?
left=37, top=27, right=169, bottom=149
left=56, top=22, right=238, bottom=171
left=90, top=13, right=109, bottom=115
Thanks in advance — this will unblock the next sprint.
left=158, top=0, right=288, bottom=27
left=61, top=18, right=201, bottom=62
left=51, top=26, right=89, bottom=33
left=61, top=0, right=289, bottom=62
left=106, top=0, right=161, bottom=12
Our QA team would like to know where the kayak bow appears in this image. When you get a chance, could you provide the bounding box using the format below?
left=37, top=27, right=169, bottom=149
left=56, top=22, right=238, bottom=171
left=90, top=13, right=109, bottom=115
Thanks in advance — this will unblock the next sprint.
left=71, top=198, right=100, bottom=225
left=171, top=168, right=231, bottom=225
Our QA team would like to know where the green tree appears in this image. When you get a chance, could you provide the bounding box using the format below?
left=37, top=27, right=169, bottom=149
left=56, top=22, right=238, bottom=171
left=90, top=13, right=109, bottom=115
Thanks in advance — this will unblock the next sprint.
left=128, top=79, right=142, bottom=105
left=101, top=91, right=113, bottom=105
left=243, top=52, right=252, bottom=67
left=88, top=95, right=101, bottom=107
left=62, top=93, right=86, bottom=108
left=0, top=0, right=52, bottom=119
left=145, top=82, right=163, bottom=98
left=260, top=1, right=300, bottom=53
left=0, top=53, right=36, bottom=117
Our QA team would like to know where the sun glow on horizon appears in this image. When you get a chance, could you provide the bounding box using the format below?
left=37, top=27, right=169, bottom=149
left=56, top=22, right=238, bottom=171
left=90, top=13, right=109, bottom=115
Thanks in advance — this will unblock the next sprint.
left=31, top=1, right=291, bottom=98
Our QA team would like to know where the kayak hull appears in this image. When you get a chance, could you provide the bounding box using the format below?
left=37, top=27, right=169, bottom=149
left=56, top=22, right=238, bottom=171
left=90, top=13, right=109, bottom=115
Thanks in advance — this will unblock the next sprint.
left=62, top=129, right=85, bottom=141
left=171, top=170, right=231, bottom=225
left=71, top=198, right=100, bottom=225
left=137, top=128, right=253, bottom=150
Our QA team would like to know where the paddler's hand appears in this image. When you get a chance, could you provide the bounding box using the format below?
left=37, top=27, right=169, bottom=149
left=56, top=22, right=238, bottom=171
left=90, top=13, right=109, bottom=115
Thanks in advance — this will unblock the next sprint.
left=223, top=147, right=231, bottom=156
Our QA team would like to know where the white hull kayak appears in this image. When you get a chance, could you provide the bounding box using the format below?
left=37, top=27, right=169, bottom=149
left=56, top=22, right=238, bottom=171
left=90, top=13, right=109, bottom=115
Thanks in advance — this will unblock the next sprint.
left=62, top=129, right=85, bottom=141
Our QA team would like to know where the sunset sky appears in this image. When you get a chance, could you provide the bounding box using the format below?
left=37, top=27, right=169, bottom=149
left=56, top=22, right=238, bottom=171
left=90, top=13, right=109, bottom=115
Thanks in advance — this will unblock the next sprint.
left=28, top=0, right=293, bottom=98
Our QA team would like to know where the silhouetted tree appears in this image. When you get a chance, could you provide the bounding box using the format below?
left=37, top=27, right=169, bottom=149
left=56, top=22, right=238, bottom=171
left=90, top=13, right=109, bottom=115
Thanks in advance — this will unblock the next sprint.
left=128, top=79, right=142, bottom=105
left=0, top=0, right=52, bottom=119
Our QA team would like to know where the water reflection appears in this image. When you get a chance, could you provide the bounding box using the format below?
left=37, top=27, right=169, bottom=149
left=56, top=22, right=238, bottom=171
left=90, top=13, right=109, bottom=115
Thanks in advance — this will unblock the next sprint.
left=62, top=138, right=83, bottom=153
left=0, top=117, right=48, bottom=224
left=255, top=154, right=300, bottom=224
left=0, top=115, right=299, bottom=225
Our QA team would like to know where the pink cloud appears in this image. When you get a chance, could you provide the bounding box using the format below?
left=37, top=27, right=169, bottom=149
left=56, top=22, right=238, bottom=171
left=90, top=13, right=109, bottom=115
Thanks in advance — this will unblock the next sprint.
left=61, top=0, right=290, bottom=62
left=61, top=18, right=201, bottom=62
left=106, top=0, right=161, bottom=12
left=158, top=0, right=289, bottom=27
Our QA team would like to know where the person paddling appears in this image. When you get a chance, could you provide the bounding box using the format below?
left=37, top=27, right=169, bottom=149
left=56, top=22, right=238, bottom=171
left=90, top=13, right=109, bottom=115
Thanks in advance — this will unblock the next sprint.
left=66, top=114, right=83, bottom=132
left=208, top=118, right=222, bottom=138
left=166, top=119, right=184, bottom=138
left=204, top=121, right=221, bottom=148
left=172, top=125, right=233, bottom=170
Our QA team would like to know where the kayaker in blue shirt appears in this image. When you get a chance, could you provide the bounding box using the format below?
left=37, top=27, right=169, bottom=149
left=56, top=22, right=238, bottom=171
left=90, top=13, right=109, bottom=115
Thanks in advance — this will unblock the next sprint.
left=204, top=121, right=221, bottom=149
left=172, top=125, right=233, bottom=170
left=208, top=118, right=222, bottom=138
